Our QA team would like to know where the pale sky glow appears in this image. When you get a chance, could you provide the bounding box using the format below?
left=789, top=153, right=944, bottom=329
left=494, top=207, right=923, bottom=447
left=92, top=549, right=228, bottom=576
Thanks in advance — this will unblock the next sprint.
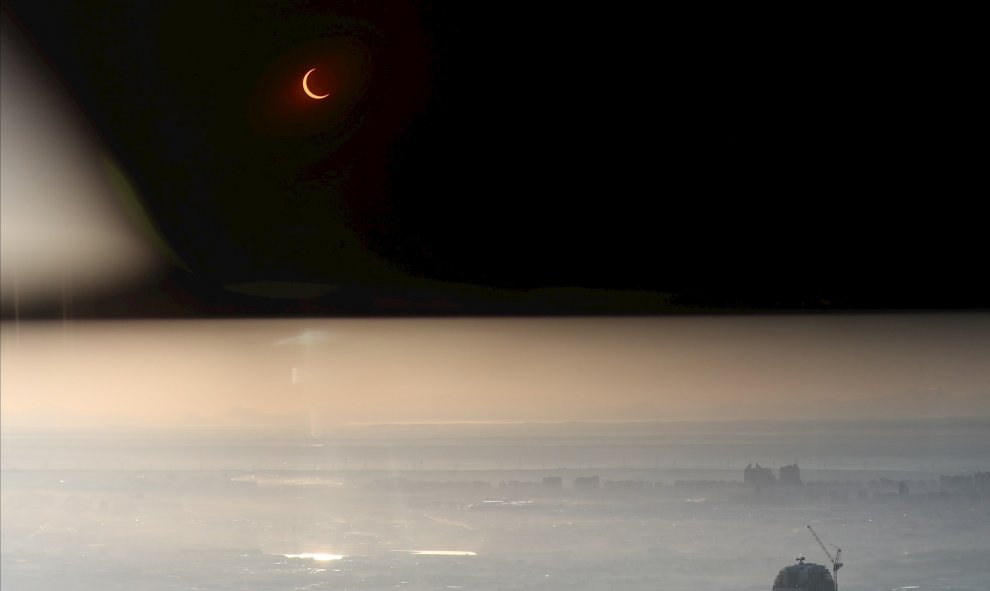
left=1, top=315, right=988, bottom=429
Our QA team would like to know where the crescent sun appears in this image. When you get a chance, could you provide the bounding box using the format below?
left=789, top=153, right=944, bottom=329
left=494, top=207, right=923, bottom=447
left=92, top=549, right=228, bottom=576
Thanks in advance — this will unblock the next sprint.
left=302, top=68, right=330, bottom=99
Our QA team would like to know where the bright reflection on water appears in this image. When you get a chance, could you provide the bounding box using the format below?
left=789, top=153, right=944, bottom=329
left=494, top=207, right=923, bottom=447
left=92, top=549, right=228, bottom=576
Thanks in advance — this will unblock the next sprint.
left=282, top=553, right=344, bottom=561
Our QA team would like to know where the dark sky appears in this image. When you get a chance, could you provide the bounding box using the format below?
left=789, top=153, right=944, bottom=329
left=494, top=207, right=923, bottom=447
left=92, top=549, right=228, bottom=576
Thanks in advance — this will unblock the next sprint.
left=1, top=2, right=983, bottom=318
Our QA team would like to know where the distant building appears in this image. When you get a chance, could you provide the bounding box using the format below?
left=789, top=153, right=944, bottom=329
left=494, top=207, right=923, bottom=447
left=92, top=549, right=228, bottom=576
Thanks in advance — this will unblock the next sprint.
left=573, top=475, right=600, bottom=490
left=940, top=473, right=974, bottom=490
left=744, top=463, right=776, bottom=488
left=499, top=480, right=541, bottom=491
left=779, top=464, right=802, bottom=486
left=542, top=476, right=563, bottom=490
left=603, top=480, right=651, bottom=492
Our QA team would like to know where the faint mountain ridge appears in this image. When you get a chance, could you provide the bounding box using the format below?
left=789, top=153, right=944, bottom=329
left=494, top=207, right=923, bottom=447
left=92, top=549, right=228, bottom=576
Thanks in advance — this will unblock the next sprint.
left=841, top=389, right=990, bottom=420
left=210, top=406, right=309, bottom=430
left=701, top=389, right=990, bottom=421
left=0, top=406, right=121, bottom=429
left=0, top=405, right=310, bottom=433
left=4, top=392, right=987, bottom=432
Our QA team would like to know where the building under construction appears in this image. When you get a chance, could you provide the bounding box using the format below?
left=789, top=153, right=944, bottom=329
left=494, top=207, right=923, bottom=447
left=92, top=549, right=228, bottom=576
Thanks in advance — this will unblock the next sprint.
left=771, top=558, right=837, bottom=591
left=773, top=525, right=843, bottom=590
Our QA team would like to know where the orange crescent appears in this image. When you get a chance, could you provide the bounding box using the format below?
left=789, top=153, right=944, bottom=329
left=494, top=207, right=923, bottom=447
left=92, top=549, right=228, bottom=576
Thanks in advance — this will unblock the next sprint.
left=302, top=68, right=330, bottom=99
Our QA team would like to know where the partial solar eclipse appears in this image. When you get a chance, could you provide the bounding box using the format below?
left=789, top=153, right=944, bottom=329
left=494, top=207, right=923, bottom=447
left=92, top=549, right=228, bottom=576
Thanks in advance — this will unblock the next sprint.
left=302, top=68, right=329, bottom=99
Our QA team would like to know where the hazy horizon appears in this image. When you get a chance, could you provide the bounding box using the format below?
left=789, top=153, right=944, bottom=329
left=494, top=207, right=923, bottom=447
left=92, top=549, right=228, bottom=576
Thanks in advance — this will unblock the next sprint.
left=3, top=314, right=989, bottom=430
left=4, top=314, right=990, bottom=590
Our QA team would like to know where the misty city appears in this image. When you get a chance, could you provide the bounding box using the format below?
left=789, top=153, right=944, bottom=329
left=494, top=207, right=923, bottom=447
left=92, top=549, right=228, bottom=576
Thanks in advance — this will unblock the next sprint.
left=2, top=317, right=989, bottom=590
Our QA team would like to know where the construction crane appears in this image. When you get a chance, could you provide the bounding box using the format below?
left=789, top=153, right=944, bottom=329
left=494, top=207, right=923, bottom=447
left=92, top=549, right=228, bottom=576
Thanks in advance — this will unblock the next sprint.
left=807, top=524, right=843, bottom=590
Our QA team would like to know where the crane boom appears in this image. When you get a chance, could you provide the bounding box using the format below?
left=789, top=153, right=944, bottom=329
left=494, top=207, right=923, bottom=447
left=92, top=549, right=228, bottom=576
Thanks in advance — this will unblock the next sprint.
left=807, top=524, right=843, bottom=590
left=807, top=525, right=832, bottom=564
